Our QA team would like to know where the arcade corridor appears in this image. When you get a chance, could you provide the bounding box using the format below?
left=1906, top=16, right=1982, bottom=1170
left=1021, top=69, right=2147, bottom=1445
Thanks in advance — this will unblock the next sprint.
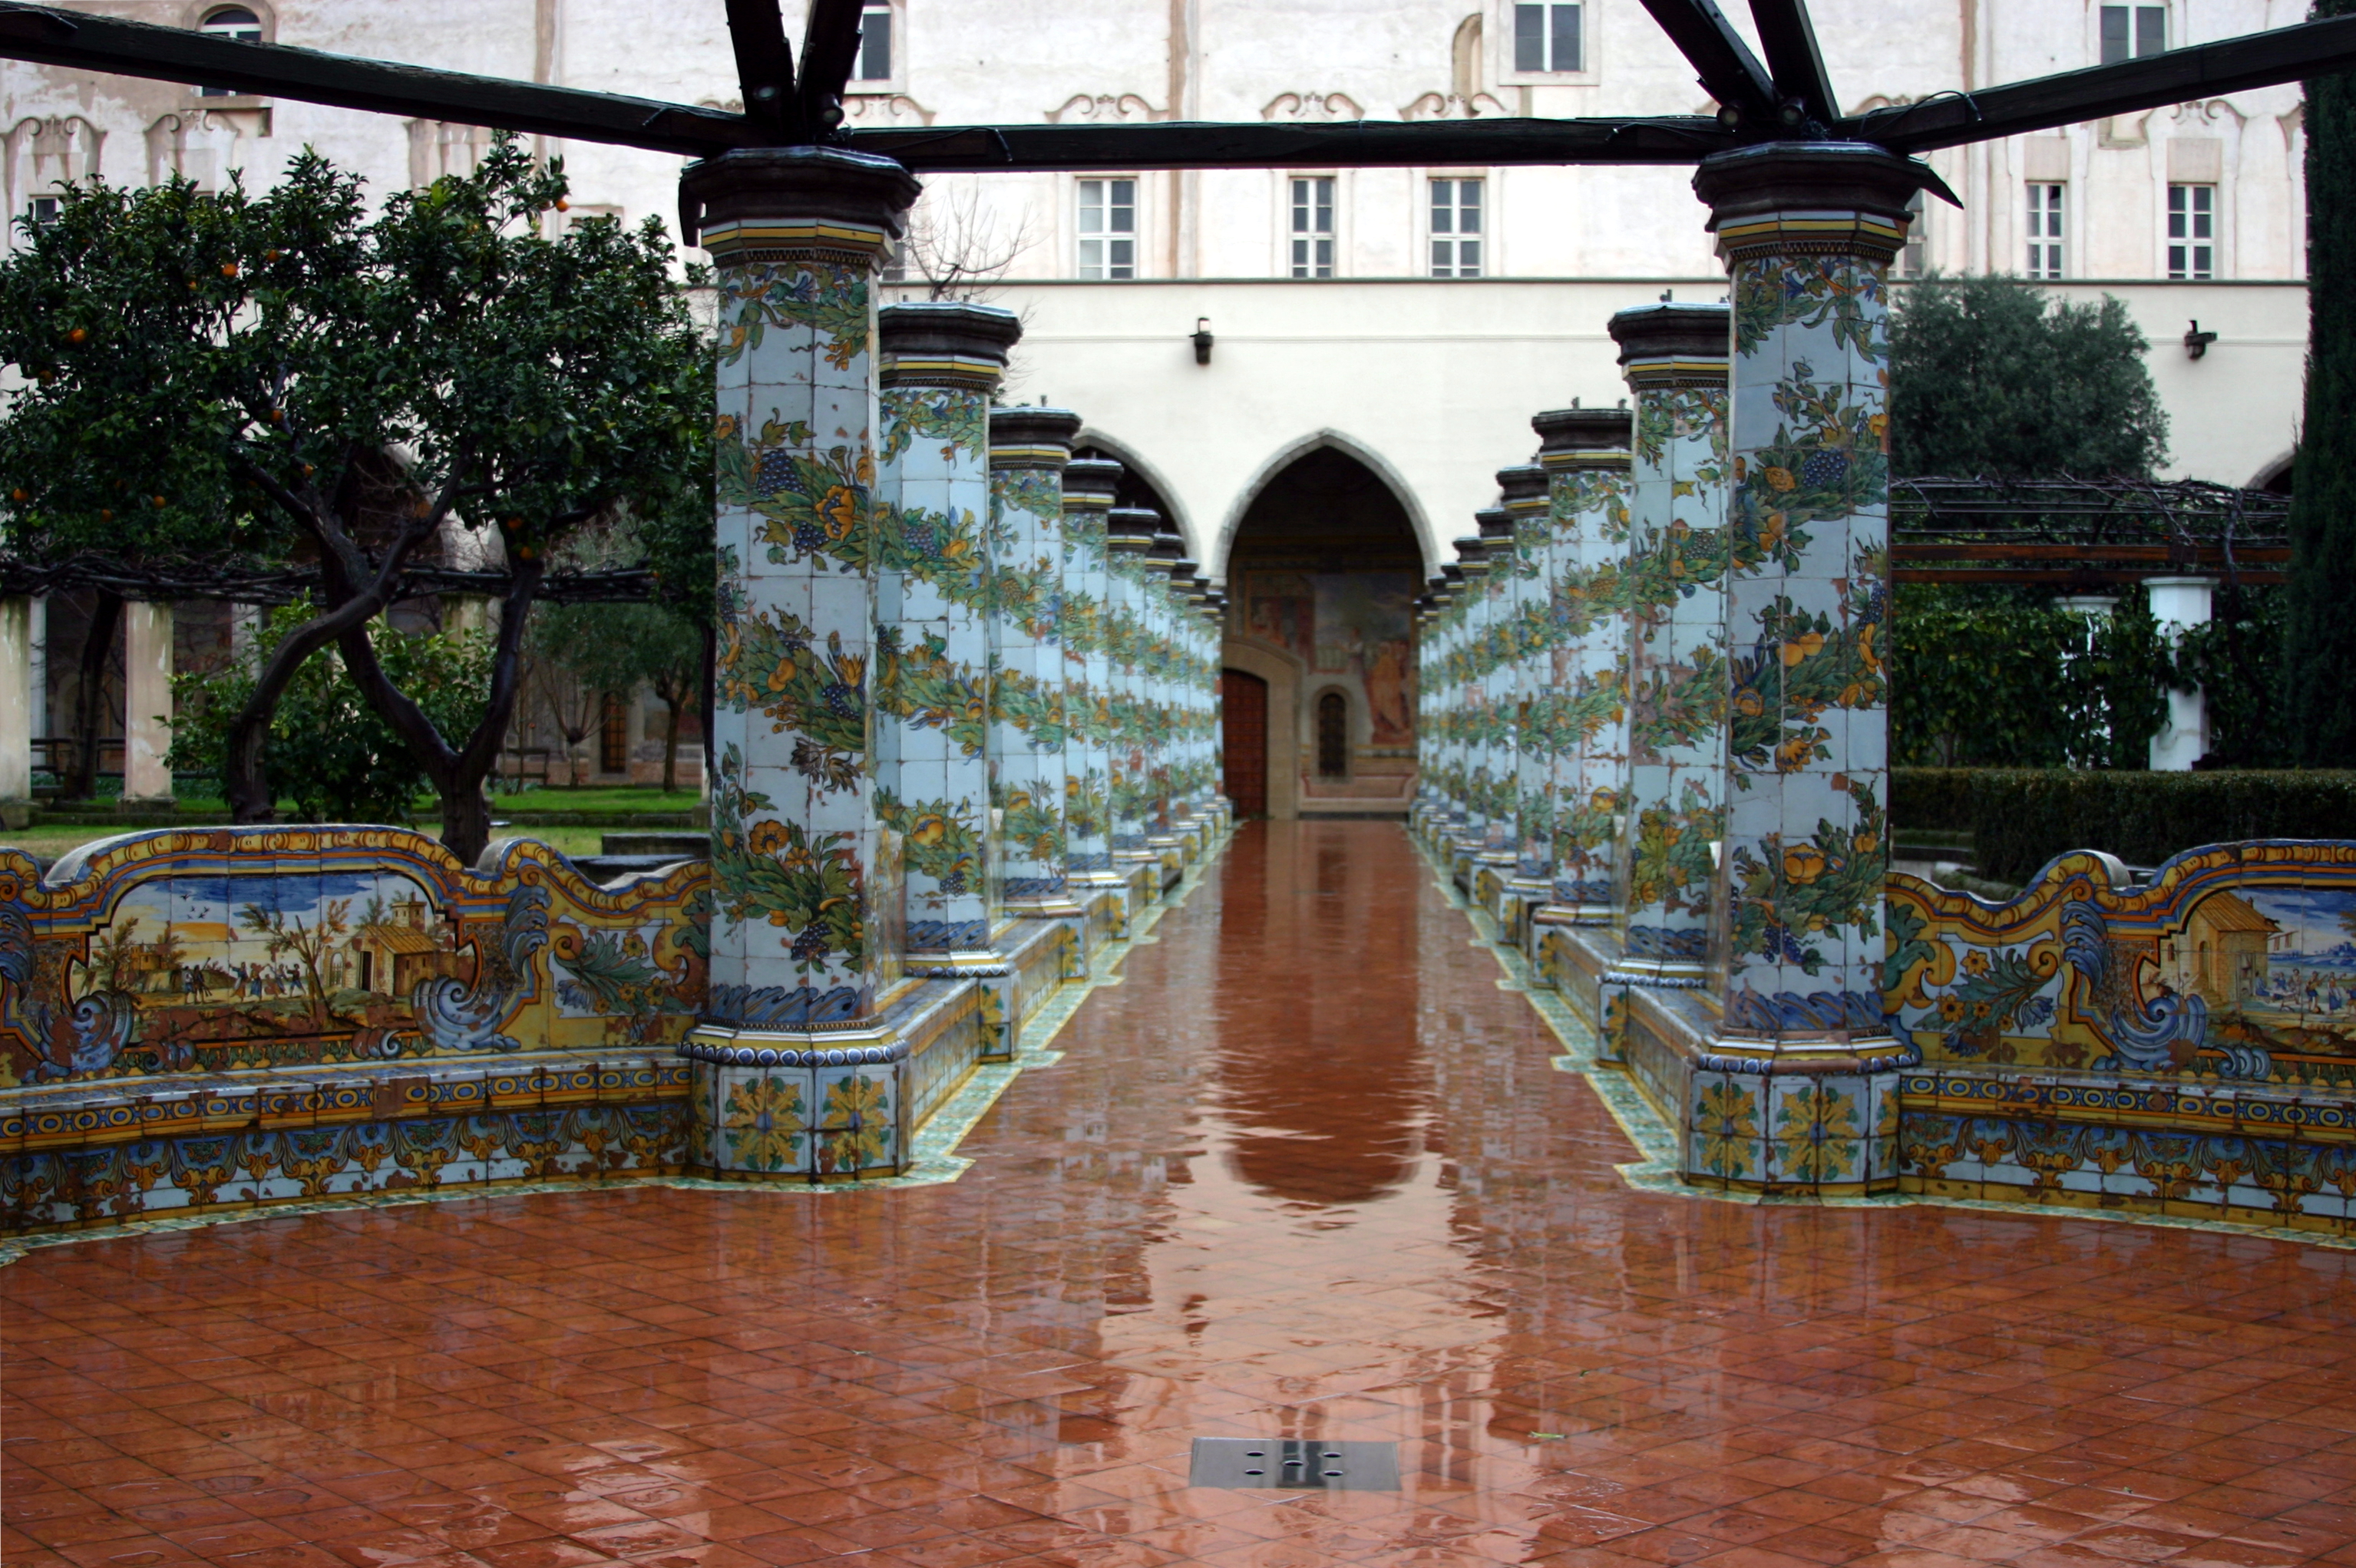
left=8, top=823, right=2356, bottom=1568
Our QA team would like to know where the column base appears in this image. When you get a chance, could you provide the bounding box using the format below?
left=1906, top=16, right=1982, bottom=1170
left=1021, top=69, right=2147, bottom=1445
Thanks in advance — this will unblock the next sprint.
left=681, top=976, right=990, bottom=1181
left=0, top=800, right=28, bottom=831
left=1069, top=867, right=1133, bottom=949
left=1497, top=875, right=1551, bottom=949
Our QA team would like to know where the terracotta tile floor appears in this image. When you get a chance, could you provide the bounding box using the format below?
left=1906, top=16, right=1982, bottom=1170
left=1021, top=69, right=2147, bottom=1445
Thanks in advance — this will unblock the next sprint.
left=11, top=822, right=2356, bottom=1568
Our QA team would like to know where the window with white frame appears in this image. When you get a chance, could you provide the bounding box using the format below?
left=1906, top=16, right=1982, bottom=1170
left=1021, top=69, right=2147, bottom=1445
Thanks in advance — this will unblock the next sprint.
left=857, top=0, right=893, bottom=82
left=2099, top=5, right=2166, bottom=64
left=1430, top=178, right=1483, bottom=277
left=197, top=6, right=263, bottom=97
left=1290, top=177, right=1334, bottom=278
left=1077, top=178, right=1136, bottom=279
left=25, top=196, right=58, bottom=228
left=2168, top=183, right=2214, bottom=279
left=2026, top=183, right=2064, bottom=279
left=1512, top=2, right=1583, bottom=72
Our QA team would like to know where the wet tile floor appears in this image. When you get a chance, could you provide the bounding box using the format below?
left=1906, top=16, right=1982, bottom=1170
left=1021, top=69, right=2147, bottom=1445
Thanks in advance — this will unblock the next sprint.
left=9, top=821, right=2356, bottom=1568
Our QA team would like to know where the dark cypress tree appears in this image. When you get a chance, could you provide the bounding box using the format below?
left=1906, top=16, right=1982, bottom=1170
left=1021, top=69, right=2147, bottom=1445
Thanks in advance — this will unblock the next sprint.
left=2285, top=0, right=2356, bottom=765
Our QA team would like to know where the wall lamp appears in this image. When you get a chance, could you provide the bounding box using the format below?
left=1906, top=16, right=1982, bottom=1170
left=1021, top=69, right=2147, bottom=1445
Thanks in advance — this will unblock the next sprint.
left=1191, top=317, right=1214, bottom=365
left=2185, top=319, right=2219, bottom=359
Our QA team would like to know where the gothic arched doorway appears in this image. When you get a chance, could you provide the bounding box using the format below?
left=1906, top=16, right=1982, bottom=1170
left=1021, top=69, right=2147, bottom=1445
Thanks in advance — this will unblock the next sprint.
left=1221, top=446, right=1420, bottom=817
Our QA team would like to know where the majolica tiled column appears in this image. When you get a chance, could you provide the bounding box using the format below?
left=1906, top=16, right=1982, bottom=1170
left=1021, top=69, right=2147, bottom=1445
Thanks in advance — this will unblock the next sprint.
left=1693, top=142, right=1922, bottom=1191
left=1105, top=507, right=1161, bottom=891
left=1142, top=529, right=1187, bottom=859
left=1060, top=457, right=1126, bottom=933
left=1606, top=304, right=1732, bottom=989
left=1469, top=507, right=1517, bottom=865
left=1528, top=406, right=1634, bottom=926
left=1496, top=463, right=1553, bottom=937
left=684, top=147, right=921, bottom=1179
left=987, top=407, right=1082, bottom=925
left=1438, top=552, right=1481, bottom=854
left=873, top=302, right=1020, bottom=1052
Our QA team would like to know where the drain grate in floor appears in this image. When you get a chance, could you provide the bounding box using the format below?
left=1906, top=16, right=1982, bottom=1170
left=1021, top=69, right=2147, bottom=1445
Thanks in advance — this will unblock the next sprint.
left=1188, top=1438, right=1400, bottom=1490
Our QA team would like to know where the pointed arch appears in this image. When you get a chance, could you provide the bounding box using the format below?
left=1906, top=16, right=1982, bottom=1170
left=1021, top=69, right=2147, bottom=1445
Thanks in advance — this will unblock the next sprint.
left=1211, top=430, right=1437, bottom=583
left=1069, top=428, right=1195, bottom=553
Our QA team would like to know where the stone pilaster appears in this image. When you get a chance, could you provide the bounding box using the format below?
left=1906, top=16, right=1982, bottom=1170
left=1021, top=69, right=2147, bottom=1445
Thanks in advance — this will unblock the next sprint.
left=1528, top=407, right=1633, bottom=929
left=682, top=146, right=932, bottom=1180
left=121, top=600, right=173, bottom=808
left=1691, top=141, right=1924, bottom=1193
left=873, top=302, right=1020, bottom=1049
left=1142, top=529, right=1188, bottom=870
left=987, top=406, right=1083, bottom=924
left=1060, top=457, right=1126, bottom=934
left=1607, top=303, right=1732, bottom=990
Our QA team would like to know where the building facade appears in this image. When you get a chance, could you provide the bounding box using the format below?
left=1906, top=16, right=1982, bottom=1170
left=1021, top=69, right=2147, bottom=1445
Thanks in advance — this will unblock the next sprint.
left=0, top=0, right=2316, bottom=807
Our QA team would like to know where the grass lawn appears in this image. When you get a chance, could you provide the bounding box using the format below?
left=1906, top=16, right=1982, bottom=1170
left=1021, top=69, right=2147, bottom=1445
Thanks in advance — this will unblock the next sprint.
left=490, top=785, right=703, bottom=813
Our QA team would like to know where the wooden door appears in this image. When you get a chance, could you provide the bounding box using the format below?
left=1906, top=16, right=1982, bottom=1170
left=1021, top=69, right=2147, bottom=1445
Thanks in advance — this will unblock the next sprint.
left=1221, top=668, right=1268, bottom=817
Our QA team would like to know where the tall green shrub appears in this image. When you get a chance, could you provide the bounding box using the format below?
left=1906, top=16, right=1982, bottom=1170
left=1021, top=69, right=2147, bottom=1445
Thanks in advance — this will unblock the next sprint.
left=2286, top=0, right=2356, bottom=764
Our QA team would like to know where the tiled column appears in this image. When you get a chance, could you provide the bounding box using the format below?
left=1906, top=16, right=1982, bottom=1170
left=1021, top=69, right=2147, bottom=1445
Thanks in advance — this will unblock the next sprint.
left=1693, top=142, right=1923, bottom=1193
left=987, top=406, right=1083, bottom=933
left=1528, top=407, right=1634, bottom=929
left=1142, top=528, right=1187, bottom=864
left=1607, top=304, right=1732, bottom=990
left=1426, top=568, right=1465, bottom=841
left=1164, top=554, right=1204, bottom=858
left=1060, top=457, right=1128, bottom=935
left=1201, top=588, right=1231, bottom=834
left=682, top=147, right=924, bottom=1179
left=872, top=302, right=1020, bottom=1039
left=1439, top=547, right=1485, bottom=865
left=1469, top=506, right=1517, bottom=869
left=122, top=600, right=173, bottom=807
left=1411, top=581, right=1441, bottom=833
left=1105, top=507, right=1161, bottom=897
left=1496, top=463, right=1553, bottom=939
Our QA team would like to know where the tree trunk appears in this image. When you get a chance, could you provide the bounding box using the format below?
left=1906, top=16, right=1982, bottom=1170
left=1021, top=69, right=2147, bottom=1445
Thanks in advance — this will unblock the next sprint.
left=340, top=556, right=544, bottom=866
left=2288, top=5, right=2356, bottom=763
left=221, top=586, right=421, bottom=824
left=64, top=590, right=121, bottom=802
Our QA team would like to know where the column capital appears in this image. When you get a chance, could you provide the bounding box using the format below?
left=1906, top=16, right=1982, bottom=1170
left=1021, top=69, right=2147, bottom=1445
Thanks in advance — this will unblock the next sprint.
left=680, top=145, right=920, bottom=263
left=1533, top=407, right=1633, bottom=472
left=1691, top=140, right=1926, bottom=266
left=1106, top=506, right=1161, bottom=554
left=878, top=300, right=1021, bottom=390
left=1496, top=464, right=1550, bottom=518
left=1475, top=505, right=1514, bottom=543
left=989, top=406, right=1082, bottom=469
left=1608, top=301, right=1732, bottom=388
left=1063, top=457, right=1124, bottom=515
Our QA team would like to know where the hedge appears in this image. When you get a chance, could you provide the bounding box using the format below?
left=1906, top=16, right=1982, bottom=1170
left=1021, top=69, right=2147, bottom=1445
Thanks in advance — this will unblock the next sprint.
left=1915, top=770, right=2356, bottom=883
left=1890, top=768, right=1979, bottom=834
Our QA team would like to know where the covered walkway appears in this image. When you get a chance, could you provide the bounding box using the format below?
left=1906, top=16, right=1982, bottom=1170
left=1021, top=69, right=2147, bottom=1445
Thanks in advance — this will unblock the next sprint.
left=7, top=822, right=2356, bottom=1568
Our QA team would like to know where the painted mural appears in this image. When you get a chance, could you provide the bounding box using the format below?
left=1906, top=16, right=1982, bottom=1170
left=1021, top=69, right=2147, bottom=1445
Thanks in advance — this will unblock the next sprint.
left=1234, top=567, right=1418, bottom=747
left=0, top=828, right=707, bottom=1089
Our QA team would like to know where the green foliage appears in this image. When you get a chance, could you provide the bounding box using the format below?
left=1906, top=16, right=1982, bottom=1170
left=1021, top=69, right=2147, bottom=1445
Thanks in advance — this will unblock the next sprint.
left=531, top=600, right=702, bottom=704
left=164, top=605, right=489, bottom=824
left=1964, top=769, right=2356, bottom=883
left=1889, top=768, right=1978, bottom=833
left=2174, top=585, right=2288, bottom=766
left=2285, top=0, right=2356, bottom=764
left=1889, top=584, right=2168, bottom=768
left=1888, top=274, right=2169, bottom=478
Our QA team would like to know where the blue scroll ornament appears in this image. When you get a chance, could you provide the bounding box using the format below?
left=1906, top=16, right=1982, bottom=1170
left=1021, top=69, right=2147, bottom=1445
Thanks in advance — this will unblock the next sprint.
left=414, top=883, right=550, bottom=1053
left=2060, top=899, right=2264, bottom=1078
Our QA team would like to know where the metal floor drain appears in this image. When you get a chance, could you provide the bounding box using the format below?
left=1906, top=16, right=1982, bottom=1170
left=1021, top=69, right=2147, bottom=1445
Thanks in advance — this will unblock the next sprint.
left=1188, top=1438, right=1400, bottom=1490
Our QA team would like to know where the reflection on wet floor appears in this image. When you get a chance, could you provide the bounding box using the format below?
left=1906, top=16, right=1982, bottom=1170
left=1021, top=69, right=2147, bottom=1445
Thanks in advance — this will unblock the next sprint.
left=8, top=820, right=2356, bottom=1568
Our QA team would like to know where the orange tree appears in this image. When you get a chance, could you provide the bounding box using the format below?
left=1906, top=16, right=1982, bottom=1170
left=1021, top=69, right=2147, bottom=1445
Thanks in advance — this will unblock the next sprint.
left=0, top=136, right=706, bottom=858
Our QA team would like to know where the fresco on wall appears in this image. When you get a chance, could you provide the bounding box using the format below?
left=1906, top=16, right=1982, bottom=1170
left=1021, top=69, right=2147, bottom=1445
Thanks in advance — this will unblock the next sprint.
left=1232, top=568, right=1418, bottom=748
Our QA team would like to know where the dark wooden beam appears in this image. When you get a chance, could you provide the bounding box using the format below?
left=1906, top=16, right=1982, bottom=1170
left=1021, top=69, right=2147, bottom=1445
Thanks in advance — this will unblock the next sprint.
left=796, top=0, right=866, bottom=137
left=1634, top=0, right=1777, bottom=121
left=848, top=116, right=1744, bottom=171
left=722, top=0, right=794, bottom=140
left=0, top=2, right=753, bottom=155
left=1746, top=0, right=1836, bottom=124
left=1852, top=12, right=2356, bottom=151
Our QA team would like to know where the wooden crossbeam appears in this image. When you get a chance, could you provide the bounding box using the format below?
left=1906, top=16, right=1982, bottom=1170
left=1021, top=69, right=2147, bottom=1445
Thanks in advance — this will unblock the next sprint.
left=796, top=0, right=866, bottom=136
left=723, top=0, right=794, bottom=141
left=0, top=2, right=755, bottom=155
left=1635, top=0, right=1778, bottom=120
left=844, top=116, right=1745, bottom=171
left=1746, top=0, right=1837, bottom=126
left=1851, top=12, right=2356, bottom=150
